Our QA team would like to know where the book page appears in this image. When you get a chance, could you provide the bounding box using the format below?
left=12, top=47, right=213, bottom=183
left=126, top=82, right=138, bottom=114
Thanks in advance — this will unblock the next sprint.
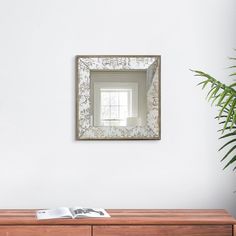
left=36, top=207, right=72, bottom=220
left=70, top=207, right=110, bottom=218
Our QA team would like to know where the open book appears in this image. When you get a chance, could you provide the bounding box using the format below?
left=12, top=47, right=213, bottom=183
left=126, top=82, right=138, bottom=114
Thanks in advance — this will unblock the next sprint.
left=36, top=207, right=110, bottom=220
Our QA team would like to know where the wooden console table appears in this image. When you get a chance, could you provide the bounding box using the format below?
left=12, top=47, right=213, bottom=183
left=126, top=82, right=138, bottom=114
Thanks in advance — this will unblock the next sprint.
left=0, top=209, right=235, bottom=236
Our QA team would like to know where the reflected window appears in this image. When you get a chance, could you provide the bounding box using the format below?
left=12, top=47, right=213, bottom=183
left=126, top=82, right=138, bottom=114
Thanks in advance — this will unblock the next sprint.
left=100, top=89, right=132, bottom=126
left=93, top=82, right=139, bottom=127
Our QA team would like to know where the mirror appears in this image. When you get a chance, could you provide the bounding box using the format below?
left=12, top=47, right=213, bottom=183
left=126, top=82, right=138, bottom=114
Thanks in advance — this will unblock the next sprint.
left=91, top=71, right=146, bottom=127
left=76, top=56, right=161, bottom=140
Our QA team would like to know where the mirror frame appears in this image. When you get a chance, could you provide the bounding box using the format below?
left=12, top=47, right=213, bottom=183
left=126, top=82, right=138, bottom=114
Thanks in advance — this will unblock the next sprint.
left=76, top=55, right=161, bottom=140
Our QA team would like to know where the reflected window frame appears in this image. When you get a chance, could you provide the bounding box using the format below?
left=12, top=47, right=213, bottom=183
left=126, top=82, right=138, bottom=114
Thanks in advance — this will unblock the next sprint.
left=93, top=82, right=138, bottom=127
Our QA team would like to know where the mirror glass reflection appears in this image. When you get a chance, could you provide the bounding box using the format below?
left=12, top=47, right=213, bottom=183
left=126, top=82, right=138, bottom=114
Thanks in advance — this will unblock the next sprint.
left=91, top=71, right=147, bottom=127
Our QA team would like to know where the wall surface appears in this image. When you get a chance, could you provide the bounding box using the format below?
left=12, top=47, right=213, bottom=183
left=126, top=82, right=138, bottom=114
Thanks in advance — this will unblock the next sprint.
left=0, top=0, right=236, bottom=215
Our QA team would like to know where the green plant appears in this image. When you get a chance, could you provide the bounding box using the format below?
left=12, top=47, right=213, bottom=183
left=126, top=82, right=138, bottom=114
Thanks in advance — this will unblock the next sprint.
left=191, top=53, right=236, bottom=170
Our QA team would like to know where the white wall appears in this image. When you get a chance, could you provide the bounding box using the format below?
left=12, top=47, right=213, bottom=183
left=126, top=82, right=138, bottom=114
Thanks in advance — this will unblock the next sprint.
left=0, top=0, right=236, bottom=215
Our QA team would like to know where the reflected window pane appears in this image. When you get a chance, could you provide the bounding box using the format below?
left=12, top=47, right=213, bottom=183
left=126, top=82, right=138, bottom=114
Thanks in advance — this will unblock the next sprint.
left=110, top=106, right=119, bottom=119
left=101, top=92, right=109, bottom=105
left=101, top=106, right=110, bottom=119
left=119, top=92, right=128, bottom=105
left=110, top=92, right=119, bottom=105
left=100, top=88, right=132, bottom=127
left=119, top=106, right=128, bottom=119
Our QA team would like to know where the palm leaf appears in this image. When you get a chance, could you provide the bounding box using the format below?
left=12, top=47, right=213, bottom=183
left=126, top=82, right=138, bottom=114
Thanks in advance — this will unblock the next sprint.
left=223, top=155, right=236, bottom=170
left=218, top=127, right=236, bottom=132
left=218, top=94, right=234, bottom=120
left=218, top=139, right=236, bottom=151
left=221, top=145, right=236, bottom=161
left=223, top=99, right=236, bottom=131
left=219, top=131, right=236, bottom=139
left=191, top=51, right=236, bottom=171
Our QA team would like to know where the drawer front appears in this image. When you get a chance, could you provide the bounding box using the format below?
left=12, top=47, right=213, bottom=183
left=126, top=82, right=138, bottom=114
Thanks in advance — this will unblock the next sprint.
left=0, top=226, right=91, bottom=236
left=93, top=225, right=233, bottom=236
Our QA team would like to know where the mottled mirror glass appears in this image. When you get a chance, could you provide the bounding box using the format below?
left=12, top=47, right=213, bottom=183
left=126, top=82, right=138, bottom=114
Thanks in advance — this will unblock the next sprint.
left=76, top=56, right=161, bottom=140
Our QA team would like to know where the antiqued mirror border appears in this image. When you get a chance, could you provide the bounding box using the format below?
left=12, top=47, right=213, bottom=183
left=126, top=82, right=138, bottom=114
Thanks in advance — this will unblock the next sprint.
left=76, top=55, right=161, bottom=140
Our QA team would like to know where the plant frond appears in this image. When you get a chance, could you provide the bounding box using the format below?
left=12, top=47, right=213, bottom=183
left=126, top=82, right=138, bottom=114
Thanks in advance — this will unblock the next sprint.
left=223, top=155, right=236, bottom=170
left=191, top=52, right=236, bottom=170
left=218, top=139, right=236, bottom=151
left=219, top=130, right=236, bottom=139
left=223, top=99, right=236, bottom=131
left=211, top=94, right=220, bottom=106
left=215, top=115, right=228, bottom=119
left=219, top=94, right=234, bottom=121
left=221, top=145, right=236, bottom=161
left=217, top=127, right=236, bottom=132
left=228, top=66, right=236, bottom=69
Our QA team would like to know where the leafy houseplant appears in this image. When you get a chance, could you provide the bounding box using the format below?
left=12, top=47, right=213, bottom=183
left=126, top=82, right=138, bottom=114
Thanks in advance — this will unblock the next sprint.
left=191, top=53, right=236, bottom=170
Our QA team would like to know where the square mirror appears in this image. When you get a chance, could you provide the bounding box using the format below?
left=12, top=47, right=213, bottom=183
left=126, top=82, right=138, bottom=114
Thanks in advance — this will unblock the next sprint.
left=76, top=55, right=161, bottom=140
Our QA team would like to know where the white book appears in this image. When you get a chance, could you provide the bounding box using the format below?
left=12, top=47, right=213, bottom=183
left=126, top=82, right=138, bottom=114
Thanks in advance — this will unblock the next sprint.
left=36, top=207, right=110, bottom=220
